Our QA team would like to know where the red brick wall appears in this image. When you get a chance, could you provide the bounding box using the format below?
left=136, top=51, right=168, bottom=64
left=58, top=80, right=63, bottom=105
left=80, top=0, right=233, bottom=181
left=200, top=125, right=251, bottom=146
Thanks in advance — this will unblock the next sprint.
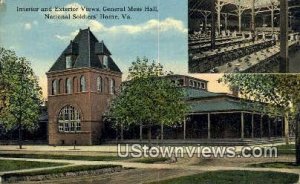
left=47, top=68, right=121, bottom=145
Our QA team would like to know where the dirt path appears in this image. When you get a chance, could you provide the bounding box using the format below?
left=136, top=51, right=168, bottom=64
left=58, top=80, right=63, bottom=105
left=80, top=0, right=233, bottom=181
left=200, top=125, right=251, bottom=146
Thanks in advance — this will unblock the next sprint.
left=15, top=169, right=203, bottom=184
left=0, top=155, right=299, bottom=184
left=1, top=157, right=300, bottom=174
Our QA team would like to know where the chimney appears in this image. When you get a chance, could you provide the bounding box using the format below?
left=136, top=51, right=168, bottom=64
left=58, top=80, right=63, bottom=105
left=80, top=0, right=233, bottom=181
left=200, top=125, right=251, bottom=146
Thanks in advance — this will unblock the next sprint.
left=231, top=86, right=240, bottom=97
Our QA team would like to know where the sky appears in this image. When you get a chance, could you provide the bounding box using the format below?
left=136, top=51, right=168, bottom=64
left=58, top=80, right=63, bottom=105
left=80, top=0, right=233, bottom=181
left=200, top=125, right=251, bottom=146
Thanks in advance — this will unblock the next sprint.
left=0, top=0, right=229, bottom=98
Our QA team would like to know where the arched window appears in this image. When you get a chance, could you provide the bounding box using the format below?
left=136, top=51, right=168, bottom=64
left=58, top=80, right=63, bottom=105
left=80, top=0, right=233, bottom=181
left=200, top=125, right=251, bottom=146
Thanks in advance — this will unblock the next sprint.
left=178, top=79, right=184, bottom=86
left=105, top=77, right=109, bottom=93
left=65, top=78, right=72, bottom=94
left=80, top=76, right=86, bottom=92
left=58, top=79, right=63, bottom=94
left=201, top=82, right=206, bottom=89
left=52, top=80, right=57, bottom=95
left=97, top=76, right=102, bottom=92
left=110, top=79, right=115, bottom=94
left=189, top=80, right=193, bottom=87
left=58, top=105, right=81, bottom=133
left=73, top=77, right=77, bottom=93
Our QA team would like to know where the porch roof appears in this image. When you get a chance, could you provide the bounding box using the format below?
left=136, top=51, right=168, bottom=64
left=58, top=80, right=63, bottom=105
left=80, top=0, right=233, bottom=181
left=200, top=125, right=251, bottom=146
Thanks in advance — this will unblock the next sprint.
left=189, top=98, right=254, bottom=113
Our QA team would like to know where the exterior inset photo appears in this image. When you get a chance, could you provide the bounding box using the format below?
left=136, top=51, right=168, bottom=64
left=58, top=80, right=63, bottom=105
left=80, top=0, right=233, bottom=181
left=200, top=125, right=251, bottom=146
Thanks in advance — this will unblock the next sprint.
left=188, top=0, right=300, bottom=73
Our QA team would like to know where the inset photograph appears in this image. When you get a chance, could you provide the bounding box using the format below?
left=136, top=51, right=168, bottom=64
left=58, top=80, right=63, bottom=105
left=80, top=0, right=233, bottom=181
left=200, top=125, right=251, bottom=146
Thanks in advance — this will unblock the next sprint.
left=188, top=0, right=300, bottom=73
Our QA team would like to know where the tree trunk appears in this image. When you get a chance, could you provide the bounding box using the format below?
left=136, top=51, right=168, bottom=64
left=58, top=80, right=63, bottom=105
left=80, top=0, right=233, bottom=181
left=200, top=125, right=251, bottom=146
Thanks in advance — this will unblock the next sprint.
left=296, top=113, right=300, bottom=165
left=285, top=113, right=289, bottom=145
left=18, top=122, right=22, bottom=149
left=147, top=126, right=152, bottom=147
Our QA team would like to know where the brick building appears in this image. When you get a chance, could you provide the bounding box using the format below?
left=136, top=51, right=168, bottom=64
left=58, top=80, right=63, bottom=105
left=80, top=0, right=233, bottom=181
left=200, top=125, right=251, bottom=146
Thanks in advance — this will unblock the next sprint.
left=47, top=28, right=122, bottom=145
left=104, top=75, right=284, bottom=143
left=45, top=28, right=284, bottom=146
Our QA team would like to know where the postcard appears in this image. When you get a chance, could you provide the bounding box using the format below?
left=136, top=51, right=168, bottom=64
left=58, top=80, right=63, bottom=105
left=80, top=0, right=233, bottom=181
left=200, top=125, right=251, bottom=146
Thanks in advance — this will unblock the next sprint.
left=0, top=0, right=300, bottom=183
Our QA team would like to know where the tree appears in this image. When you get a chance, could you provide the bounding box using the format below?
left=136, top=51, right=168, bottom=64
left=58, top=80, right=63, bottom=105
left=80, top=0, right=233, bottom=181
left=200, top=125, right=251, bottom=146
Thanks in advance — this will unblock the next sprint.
left=221, top=73, right=300, bottom=165
left=107, top=57, right=188, bottom=145
left=0, top=47, right=42, bottom=149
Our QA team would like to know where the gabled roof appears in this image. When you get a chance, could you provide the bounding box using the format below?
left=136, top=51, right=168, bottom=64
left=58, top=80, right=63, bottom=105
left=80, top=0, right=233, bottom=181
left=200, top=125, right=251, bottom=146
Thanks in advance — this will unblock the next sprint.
left=189, top=98, right=250, bottom=113
left=48, top=28, right=121, bottom=73
left=184, top=88, right=222, bottom=99
left=183, top=87, right=255, bottom=113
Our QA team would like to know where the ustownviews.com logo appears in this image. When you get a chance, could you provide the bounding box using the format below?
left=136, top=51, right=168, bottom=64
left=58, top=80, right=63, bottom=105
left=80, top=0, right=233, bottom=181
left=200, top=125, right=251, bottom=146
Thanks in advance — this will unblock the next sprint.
left=117, top=144, right=278, bottom=158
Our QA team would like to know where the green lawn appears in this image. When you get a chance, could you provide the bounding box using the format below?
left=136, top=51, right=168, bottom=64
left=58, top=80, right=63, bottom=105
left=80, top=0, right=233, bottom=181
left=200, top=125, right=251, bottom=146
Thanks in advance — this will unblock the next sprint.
left=277, top=144, right=295, bottom=155
left=247, top=144, right=295, bottom=156
left=249, top=162, right=300, bottom=169
left=132, top=157, right=169, bottom=164
left=0, top=153, right=128, bottom=161
left=0, top=160, right=66, bottom=172
left=2, top=164, right=121, bottom=178
left=154, top=171, right=299, bottom=184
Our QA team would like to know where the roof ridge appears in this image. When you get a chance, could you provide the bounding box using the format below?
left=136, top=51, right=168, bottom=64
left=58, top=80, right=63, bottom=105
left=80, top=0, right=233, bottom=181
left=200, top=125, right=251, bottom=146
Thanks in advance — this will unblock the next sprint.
left=48, top=28, right=121, bottom=73
left=88, top=27, right=91, bottom=67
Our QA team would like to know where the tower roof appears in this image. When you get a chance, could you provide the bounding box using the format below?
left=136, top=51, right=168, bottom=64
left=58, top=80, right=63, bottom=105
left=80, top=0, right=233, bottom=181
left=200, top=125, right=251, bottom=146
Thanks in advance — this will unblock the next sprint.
left=49, top=28, right=121, bottom=73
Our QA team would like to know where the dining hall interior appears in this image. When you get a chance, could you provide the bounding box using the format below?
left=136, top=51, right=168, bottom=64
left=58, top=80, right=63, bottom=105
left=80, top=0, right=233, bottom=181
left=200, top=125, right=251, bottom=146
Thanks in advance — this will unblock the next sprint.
left=188, top=0, right=300, bottom=73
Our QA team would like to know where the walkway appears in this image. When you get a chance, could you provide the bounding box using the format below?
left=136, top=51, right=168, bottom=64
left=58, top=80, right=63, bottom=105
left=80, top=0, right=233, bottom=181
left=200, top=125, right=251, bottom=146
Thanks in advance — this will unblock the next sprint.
left=0, top=157, right=300, bottom=183
left=0, top=143, right=287, bottom=154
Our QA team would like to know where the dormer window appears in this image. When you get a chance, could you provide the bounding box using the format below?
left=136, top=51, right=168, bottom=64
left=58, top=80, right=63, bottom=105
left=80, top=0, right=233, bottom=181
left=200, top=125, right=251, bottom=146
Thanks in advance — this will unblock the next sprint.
left=66, top=55, right=72, bottom=69
left=189, top=80, right=193, bottom=87
left=201, top=82, right=206, bottom=89
left=103, top=55, right=108, bottom=68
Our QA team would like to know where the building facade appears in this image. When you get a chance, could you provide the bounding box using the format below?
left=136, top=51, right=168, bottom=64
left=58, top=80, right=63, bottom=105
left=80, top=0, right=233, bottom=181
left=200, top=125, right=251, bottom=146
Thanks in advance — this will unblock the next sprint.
left=104, top=75, right=284, bottom=143
left=46, top=29, right=284, bottom=146
left=47, top=28, right=122, bottom=145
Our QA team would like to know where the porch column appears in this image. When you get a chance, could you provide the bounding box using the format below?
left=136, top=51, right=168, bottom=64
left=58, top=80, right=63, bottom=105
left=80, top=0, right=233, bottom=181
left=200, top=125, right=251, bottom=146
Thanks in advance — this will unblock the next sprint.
left=237, top=5, right=244, bottom=33
left=241, top=112, right=244, bottom=139
left=260, top=114, right=263, bottom=138
left=271, top=6, right=274, bottom=34
left=183, top=117, right=186, bottom=140
left=216, top=0, right=221, bottom=34
left=280, top=0, right=289, bottom=73
left=251, top=0, right=255, bottom=32
left=200, top=11, right=211, bottom=33
left=121, top=123, right=124, bottom=141
left=275, top=118, right=278, bottom=137
left=139, top=123, right=143, bottom=141
left=208, top=113, right=211, bottom=139
left=161, top=123, right=164, bottom=141
left=251, top=113, right=254, bottom=138
left=281, top=118, right=284, bottom=137
left=284, top=113, right=289, bottom=144
left=204, top=16, right=208, bottom=32
left=225, top=14, right=228, bottom=32
left=289, top=14, right=293, bottom=28
left=268, top=117, right=271, bottom=139
left=211, top=0, right=216, bottom=49
left=238, top=9, right=242, bottom=33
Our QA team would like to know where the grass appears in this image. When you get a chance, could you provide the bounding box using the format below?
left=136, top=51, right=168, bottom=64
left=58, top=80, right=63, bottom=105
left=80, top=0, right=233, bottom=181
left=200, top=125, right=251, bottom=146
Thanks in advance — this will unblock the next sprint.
left=277, top=144, right=295, bottom=155
left=243, top=144, right=295, bottom=156
left=249, top=162, right=300, bottom=169
left=2, top=164, right=121, bottom=178
left=153, top=170, right=299, bottom=184
left=0, top=153, right=128, bottom=161
left=133, top=157, right=169, bottom=164
left=0, top=160, right=66, bottom=172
